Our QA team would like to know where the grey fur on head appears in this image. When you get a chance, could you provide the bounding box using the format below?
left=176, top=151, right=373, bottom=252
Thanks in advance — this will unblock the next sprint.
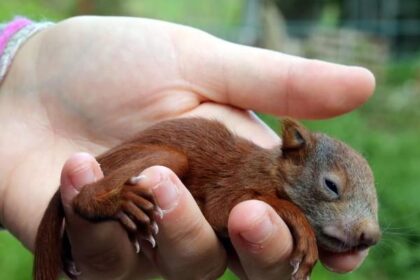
left=284, top=132, right=379, bottom=252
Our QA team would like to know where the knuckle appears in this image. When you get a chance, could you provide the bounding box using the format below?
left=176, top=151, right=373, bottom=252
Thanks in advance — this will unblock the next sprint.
left=169, top=214, right=205, bottom=247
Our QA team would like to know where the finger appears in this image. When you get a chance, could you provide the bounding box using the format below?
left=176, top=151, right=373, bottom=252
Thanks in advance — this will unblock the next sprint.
left=60, top=153, right=153, bottom=278
left=319, top=248, right=369, bottom=273
left=179, top=33, right=375, bottom=118
left=138, top=166, right=227, bottom=279
left=228, top=200, right=293, bottom=280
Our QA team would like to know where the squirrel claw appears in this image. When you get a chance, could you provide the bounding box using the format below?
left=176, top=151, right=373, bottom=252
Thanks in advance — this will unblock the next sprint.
left=145, top=234, right=156, bottom=248
left=68, top=261, right=81, bottom=276
left=151, top=221, right=159, bottom=235
left=154, top=206, right=164, bottom=219
left=134, top=239, right=141, bottom=253
left=290, top=259, right=300, bottom=275
left=127, top=174, right=146, bottom=185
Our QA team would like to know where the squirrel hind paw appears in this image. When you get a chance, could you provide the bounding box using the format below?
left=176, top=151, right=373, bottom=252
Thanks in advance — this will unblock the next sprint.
left=117, top=182, right=161, bottom=252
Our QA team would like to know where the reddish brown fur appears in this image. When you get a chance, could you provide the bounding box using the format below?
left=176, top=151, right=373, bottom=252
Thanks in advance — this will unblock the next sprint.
left=34, top=117, right=379, bottom=280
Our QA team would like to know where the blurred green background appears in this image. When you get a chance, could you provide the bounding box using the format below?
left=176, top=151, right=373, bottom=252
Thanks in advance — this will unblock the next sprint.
left=1, top=0, right=419, bottom=279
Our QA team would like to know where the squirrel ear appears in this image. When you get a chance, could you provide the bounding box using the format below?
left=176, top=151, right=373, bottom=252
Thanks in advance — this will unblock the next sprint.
left=281, top=118, right=311, bottom=152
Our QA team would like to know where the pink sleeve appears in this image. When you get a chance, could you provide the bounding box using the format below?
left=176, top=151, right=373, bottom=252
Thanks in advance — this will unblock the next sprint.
left=0, top=17, right=54, bottom=84
left=0, top=17, right=32, bottom=55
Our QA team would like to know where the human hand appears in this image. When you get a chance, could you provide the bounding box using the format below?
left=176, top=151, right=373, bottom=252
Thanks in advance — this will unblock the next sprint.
left=0, top=16, right=374, bottom=279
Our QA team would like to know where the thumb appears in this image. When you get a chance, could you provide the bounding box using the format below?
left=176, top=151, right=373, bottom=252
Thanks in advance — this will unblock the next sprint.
left=179, top=30, right=375, bottom=118
left=60, top=152, right=103, bottom=214
left=59, top=153, right=138, bottom=278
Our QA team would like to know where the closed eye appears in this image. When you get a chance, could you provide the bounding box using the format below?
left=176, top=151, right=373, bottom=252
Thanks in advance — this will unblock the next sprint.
left=324, top=178, right=339, bottom=195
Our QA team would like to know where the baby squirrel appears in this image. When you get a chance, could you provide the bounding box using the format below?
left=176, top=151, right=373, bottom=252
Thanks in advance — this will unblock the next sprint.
left=34, top=117, right=380, bottom=280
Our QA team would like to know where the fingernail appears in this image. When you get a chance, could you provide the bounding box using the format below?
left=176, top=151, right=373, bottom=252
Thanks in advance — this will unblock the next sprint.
left=240, top=212, right=273, bottom=244
left=152, top=175, right=180, bottom=213
left=69, top=163, right=96, bottom=190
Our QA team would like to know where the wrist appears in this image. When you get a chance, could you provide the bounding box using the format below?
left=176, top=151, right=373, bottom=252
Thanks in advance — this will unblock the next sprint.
left=0, top=26, right=64, bottom=249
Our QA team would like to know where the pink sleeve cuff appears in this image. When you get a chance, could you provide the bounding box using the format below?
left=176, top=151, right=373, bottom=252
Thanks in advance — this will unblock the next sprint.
left=0, top=17, right=32, bottom=56
left=0, top=17, right=54, bottom=83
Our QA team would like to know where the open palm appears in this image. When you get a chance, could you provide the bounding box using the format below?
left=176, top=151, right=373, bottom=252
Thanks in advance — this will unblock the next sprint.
left=0, top=16, right=374, bottom=279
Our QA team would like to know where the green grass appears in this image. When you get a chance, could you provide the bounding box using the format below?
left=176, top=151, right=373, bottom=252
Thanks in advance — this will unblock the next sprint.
left=0, top=231, right=33, bottom=279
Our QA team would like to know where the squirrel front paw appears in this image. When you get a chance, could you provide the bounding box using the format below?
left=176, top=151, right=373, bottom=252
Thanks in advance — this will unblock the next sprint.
left=257, top=197, right=319, bottom=280
left=289, top=227, right=318, bottom=280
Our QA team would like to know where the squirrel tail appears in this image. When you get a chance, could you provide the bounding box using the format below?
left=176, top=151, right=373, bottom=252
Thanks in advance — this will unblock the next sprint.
left=34, top=191, right=65, bottom=280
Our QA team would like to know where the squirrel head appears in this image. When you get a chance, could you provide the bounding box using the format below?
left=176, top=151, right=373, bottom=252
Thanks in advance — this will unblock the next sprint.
left=280, top=118, right=380, bottom=253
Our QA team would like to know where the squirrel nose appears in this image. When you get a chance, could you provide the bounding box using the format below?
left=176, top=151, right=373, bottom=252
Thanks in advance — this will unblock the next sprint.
left=323, top=221, right=381, bottom=250
left=358, top=222, right=381, bottom=248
